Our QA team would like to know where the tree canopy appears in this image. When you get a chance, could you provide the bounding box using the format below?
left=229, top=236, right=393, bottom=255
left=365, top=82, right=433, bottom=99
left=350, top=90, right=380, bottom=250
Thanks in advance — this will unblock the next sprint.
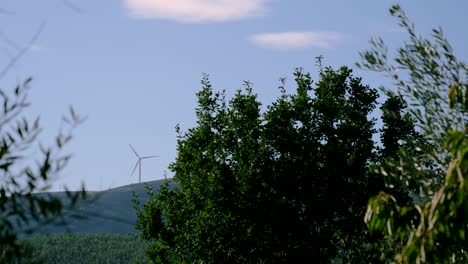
left=134, top=61, right=422, bottom=263
left=133, top=4, right=468, bottom=263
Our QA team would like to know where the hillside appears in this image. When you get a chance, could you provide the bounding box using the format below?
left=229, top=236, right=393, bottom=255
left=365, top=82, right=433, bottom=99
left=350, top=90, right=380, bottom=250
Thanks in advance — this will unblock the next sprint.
left=33, top=179, right=177, bottom=235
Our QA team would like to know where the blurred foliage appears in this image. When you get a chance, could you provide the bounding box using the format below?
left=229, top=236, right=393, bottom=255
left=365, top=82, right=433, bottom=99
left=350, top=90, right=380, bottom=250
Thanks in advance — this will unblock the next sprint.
left=359, top=4, right=468, bottom=263
left=0, top=77, right=86, bottom=263
left=24, top=233, right=147, bottom=264
left=134, top=62, right=422, bottom=263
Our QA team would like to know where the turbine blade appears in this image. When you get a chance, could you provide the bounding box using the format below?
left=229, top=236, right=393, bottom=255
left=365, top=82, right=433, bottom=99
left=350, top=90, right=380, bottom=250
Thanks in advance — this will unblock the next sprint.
left=129, top=144, right=140, bottom=158
left=141, top=155, right=158, bottom=159
left=131, top=160, right=139, bottom=177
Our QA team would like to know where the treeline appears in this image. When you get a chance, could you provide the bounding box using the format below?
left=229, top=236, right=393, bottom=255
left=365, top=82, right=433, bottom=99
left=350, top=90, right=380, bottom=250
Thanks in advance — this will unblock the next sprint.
left=23, top=233, right=147, bottom=264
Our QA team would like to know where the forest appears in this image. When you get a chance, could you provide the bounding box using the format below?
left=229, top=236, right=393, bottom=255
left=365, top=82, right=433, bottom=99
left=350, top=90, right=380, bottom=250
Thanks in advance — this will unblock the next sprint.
left=0, top=3, right=467, bottom=264
left=21, top=233, right=146, bottom=264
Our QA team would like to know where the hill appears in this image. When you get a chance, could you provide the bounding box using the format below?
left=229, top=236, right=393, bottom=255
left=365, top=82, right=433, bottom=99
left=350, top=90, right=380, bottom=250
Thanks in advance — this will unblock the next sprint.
left=33, top=179, right=176, bottom=235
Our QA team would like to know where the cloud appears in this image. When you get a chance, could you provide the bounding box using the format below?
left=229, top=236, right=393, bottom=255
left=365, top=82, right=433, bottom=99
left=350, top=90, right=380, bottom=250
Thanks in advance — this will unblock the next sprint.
left=249, top=31, right=345, bottom=50
left=124, top=0, right=267, bottom=23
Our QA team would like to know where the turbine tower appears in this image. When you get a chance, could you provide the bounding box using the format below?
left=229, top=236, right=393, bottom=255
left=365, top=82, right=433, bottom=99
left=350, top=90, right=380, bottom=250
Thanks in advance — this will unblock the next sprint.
left=129, top=144, right=158, bottom=183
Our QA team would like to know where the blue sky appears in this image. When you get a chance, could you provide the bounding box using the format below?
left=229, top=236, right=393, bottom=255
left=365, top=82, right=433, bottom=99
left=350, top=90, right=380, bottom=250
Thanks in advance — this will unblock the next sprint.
left=1, top=1, right=467, bottom=191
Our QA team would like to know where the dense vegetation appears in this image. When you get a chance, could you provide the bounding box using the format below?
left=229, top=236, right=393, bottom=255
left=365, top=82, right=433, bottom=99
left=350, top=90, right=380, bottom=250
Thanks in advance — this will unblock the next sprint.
left=134, top=59, right=422, bottom=263
left=1, top=3, right=465, bottom=264
left=134, top=4, right=467, bottom=264
left=24, top=233, right=147, bottom=264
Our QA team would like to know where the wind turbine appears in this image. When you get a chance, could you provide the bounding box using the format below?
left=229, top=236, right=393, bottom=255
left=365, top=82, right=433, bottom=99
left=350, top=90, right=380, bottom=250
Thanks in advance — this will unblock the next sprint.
left=129, top=144, right=158, bottom=183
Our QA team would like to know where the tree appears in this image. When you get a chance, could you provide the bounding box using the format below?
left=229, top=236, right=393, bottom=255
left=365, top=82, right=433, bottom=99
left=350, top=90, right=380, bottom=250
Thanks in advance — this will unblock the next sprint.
left=0, top=3, right=88, bottom=263
left=359, top=4, right=468, bottom=263
left=134, top=62, right=424, bottom=263
left=0, top=77, right=86, bottom=263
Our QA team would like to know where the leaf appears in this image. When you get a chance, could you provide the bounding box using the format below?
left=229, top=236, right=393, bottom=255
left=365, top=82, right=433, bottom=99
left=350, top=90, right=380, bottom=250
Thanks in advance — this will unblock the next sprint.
left=448, top=84, right=458, bottom=108
left=0, top=162, right=13, bottom=171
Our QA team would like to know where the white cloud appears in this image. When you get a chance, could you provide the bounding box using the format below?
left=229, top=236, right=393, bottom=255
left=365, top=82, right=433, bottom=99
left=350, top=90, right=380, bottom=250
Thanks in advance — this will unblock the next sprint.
left=124, top=0, right=267, bottom=23
left=249, top=31, right=345, bottom=50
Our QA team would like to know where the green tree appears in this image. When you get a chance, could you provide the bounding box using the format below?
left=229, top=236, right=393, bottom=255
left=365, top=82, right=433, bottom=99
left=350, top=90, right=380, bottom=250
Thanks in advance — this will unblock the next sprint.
left=0, top=78, right=86, bottom=263
left=134, top=63, right=422, bottom=263
left=359, top=4, right=468, bottom=263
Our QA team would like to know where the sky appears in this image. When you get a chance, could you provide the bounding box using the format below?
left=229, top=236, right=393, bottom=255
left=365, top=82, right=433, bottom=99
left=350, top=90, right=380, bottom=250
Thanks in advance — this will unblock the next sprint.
left=1, top=1, right=467, bottom=191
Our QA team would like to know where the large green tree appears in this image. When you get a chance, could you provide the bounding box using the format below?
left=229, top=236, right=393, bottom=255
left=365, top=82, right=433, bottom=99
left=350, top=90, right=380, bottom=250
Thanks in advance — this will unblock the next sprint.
left=134, top=62, right=424, bottom=263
